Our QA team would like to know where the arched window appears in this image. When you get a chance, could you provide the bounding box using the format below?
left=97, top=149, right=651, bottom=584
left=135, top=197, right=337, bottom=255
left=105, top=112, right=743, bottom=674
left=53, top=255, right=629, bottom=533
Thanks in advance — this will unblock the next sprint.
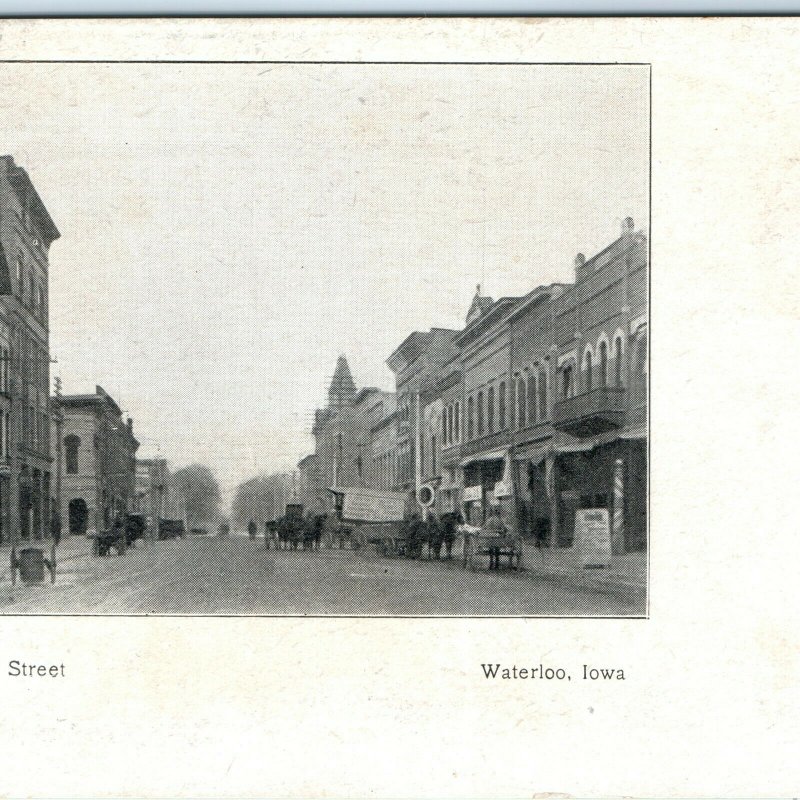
left=487, top=385, right=495, bottom=432
left=584, top=351, right=593, bottom=392
left=498, top=381, right=507, bottom=430
left=562, top=365, right=574, bottom=399
left=614, top=336, right=623, bottom=386
left=599, top=340, right=608, bottom=387
left=517, top=378, right=526, bottom=428
left=477, top=391, right=485, bottom=435
left=442, top=407, right=449, bottom=446
left=64, top=435, right=80, bottom=474
left=632, top=333, right=648, bottom=406
left=538, top=368, right=548, bottom=419
left=467, top=396, right=474, bottom=440
left=527, top=373, right=537, bottom=425
left=454, top=402, right=460, bottom=442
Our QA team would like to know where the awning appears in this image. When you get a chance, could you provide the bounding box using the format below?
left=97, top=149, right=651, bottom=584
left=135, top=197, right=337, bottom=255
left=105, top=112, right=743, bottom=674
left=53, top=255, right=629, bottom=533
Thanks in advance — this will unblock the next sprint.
left=513, top=445, right=552, bottom=465
left=460, top=449, right=507, bottom=467
left=620, top=426, right=648, bottom=440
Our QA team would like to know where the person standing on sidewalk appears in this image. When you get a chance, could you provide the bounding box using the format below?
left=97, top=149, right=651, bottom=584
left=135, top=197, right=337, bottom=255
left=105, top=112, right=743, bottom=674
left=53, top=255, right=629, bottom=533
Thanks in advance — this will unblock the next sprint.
left=51, top=508, right=62, bottom=548
left=248, top=519, right=257, bottom=540
left=481, top=507, right=506, bottom=570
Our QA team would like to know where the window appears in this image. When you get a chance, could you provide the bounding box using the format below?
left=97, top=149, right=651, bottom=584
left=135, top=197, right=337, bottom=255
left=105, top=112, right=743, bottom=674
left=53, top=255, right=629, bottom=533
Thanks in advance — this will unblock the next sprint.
left=28, top=273, right=35, bottom=310
left=528, top=373, right=537, bottom=425
left=442, top=407, right=448, bottom=446
left=454, top=402, right=460, bottom=443
left=584, top=351, right=593, bottom=392
left=65, top=435, right=80, bottom=474
left=614, top=336, right=623, bottom=386
left=538, top=369, right=548, bottom=419
left=562, top=365, right=574, bottom=399
left=498, top=382, right=507, bottom=430
left=477, top=391, right=484, bottom=435
left=467, top=396, right=474, bottom=440
left=16, top=253, right=23, bottom=288
left=487, top=385, right=495, bottom=432
left=38, top=285, right=46, bottom=316
left=431, top=435, right=436, bottom=476
left=632, top=333, right=648, bottom=406
left=517, top=378, right=526, bottom=429
left=599, top=340, right=608, bottom=387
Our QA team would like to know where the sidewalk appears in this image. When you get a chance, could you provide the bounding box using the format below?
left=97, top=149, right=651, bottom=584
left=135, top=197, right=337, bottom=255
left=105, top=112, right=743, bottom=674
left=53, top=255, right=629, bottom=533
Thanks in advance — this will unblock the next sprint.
left=519, top=543, right=647, bottom=595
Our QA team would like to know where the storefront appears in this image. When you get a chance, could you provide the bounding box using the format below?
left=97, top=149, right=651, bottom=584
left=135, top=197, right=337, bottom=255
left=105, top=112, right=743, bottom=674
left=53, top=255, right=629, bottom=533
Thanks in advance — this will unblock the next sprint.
left=554, top=430, right=647, bottom=552
left=460, top=450, right=510, bottom=527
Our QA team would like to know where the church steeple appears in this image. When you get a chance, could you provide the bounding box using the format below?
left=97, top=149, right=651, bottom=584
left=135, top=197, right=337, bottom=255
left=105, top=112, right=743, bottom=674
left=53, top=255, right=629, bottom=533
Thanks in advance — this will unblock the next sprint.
left=328, top=355, right=357, bottom=408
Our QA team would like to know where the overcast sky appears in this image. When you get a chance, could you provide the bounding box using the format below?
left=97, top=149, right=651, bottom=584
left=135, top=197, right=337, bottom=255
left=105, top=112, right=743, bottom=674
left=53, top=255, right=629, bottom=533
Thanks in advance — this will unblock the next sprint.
left=3, top=63, right=648, bottom=505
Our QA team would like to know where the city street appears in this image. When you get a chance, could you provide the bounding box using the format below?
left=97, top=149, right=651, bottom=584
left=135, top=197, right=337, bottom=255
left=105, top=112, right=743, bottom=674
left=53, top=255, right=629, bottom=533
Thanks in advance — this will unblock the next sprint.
left=1, top=536, right=644, bottom=616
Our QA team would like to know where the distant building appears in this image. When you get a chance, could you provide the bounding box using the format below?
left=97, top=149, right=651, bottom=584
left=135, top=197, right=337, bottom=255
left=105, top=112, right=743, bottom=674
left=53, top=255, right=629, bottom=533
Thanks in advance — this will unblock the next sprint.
left=133, top=457, right=170, bottom=533
left=0, top=156, right=60, bottom=543
left=59, top=386, right=139, bottom=534
left=306, top=355, right=394, bottom=512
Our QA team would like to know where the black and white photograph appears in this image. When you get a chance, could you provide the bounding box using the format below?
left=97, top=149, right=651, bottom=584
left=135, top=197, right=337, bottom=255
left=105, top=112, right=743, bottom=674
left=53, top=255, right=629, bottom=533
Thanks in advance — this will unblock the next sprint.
left=0, top=60, right=648, bottom=616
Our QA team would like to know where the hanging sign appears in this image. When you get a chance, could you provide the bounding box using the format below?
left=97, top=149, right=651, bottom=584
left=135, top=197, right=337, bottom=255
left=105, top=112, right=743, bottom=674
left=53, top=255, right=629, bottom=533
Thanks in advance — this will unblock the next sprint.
left=493, top=480, right=512, bottom=498
left=575, top=508, right=612, bottom=568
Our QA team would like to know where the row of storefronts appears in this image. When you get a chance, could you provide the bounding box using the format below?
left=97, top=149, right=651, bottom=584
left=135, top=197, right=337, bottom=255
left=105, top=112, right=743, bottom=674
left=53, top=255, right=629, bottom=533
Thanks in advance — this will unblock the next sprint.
left=300, top=217, right=647, bottom=554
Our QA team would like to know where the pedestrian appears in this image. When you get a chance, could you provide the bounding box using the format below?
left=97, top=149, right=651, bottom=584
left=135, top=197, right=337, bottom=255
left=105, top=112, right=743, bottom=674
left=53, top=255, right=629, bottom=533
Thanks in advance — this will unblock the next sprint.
left=248, top=519, right=257, bottom=540
left=313, top=514, right=324, bottom=550
left=427, top=511, right=443, bottom=560
left=51, top=508, right=62, bottom=548
left=440, top=511, right=460, bottom=560
left=481, top=506, right=507, bottom=570
left=405, top=513, right=424, bottom=559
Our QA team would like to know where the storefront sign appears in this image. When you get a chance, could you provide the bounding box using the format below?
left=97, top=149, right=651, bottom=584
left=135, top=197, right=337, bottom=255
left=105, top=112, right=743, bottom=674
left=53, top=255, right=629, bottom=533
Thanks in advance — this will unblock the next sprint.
left=463, top=485, right=482, bottom=502
left=575, top=508, right=611, bottom=568
left=340, top=488, right=406, bottom=523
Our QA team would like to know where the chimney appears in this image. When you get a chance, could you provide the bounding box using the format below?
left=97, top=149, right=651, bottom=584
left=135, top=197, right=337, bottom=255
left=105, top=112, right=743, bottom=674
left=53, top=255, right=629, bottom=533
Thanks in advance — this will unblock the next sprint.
left=621, top=217, right=635, bottom=239
left=126, top=417, right=133, bottom=435
left=575, top=253, right=587, bottom=282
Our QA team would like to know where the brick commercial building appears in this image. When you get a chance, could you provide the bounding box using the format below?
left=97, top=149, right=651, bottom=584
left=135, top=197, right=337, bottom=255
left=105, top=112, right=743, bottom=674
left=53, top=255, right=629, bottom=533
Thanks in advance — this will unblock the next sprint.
left=59, top=386, right=139, bottom=535
left=551, top=218, right=647, bottom=552
left=0, top=156, right=59, bottom=544
left=300, top=217, right=647, bottom=554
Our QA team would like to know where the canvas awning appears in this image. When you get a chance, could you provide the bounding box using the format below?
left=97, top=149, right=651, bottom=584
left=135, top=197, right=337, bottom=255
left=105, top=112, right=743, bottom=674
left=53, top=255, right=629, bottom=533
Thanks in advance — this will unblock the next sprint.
left=460, top=449, right=507, bottom=467
left=513, top=444, right=552, bottom=465
left=619, top=426, right=648, bottom=440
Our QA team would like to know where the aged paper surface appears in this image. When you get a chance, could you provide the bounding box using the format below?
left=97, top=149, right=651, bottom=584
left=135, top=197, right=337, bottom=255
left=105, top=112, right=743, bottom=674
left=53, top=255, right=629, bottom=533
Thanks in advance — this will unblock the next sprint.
left=0, top=16, right=797, bottom=798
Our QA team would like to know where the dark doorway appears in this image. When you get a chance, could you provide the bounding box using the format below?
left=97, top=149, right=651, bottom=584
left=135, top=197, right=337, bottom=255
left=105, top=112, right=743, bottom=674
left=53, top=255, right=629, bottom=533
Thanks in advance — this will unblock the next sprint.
left=69, top=498, right=88, bottom=535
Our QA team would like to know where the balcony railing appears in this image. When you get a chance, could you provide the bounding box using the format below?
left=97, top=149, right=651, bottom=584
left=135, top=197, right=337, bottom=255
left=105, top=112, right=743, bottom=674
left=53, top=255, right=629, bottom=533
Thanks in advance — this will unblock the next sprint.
left=553, top=385, right=627, bottom=437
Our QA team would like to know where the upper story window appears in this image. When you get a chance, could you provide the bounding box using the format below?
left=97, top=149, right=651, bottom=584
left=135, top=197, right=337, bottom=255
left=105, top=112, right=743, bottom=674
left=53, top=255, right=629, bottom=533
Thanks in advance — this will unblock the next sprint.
left=614, top=336, right=624, bottom=386
left=431, top=434, right=437, bottom=476
left=442, top=407, right=449, bottom=446
left=599, top=340, right=608, bottom=387
left=65, top=434, right=80, bottom=474
left=28, top=273, right=35, bottom=310
left=467, top=396, right=474, bottom=440
left=454, top=402, right=460, bottom=443
left=487, top=385, right=495, bottom=432
left=584, top=351, right=593, bottom=392
left=538, top=368, right=548, bottom=419
left=498, top=381, right=507, bottom=430
left=38, top=285, right=46, bottom=316
left=527, top=373, right=537, bottom=425
left=517, top=377, right=526, bottom=429
left=477, top=391, right=484, bottom=435
left=562, top=365, right=574, bottom=399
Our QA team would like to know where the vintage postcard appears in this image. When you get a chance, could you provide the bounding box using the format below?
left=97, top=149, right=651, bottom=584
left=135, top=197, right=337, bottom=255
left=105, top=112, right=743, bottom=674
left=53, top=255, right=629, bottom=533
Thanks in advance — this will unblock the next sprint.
left=0, top=16, right=796, bottom=799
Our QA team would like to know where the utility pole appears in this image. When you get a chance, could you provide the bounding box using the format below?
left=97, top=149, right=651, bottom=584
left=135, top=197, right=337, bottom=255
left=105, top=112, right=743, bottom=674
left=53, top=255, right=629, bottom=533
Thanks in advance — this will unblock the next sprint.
left=53, top=375, right=63, bottom=537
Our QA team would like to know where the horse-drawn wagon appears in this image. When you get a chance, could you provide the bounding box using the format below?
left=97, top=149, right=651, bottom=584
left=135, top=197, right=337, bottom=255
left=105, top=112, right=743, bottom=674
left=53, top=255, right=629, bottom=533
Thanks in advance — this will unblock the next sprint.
left=461, top=529, right=524, bottom=571
left=328, top=487, right=408, bottom=554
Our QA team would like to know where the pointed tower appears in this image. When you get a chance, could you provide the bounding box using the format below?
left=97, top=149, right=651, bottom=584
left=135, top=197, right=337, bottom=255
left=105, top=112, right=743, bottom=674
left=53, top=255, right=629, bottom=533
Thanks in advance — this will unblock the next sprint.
left=328, top=355, right=357, bottom=409
left=466, top=283, right=494, bottom=325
